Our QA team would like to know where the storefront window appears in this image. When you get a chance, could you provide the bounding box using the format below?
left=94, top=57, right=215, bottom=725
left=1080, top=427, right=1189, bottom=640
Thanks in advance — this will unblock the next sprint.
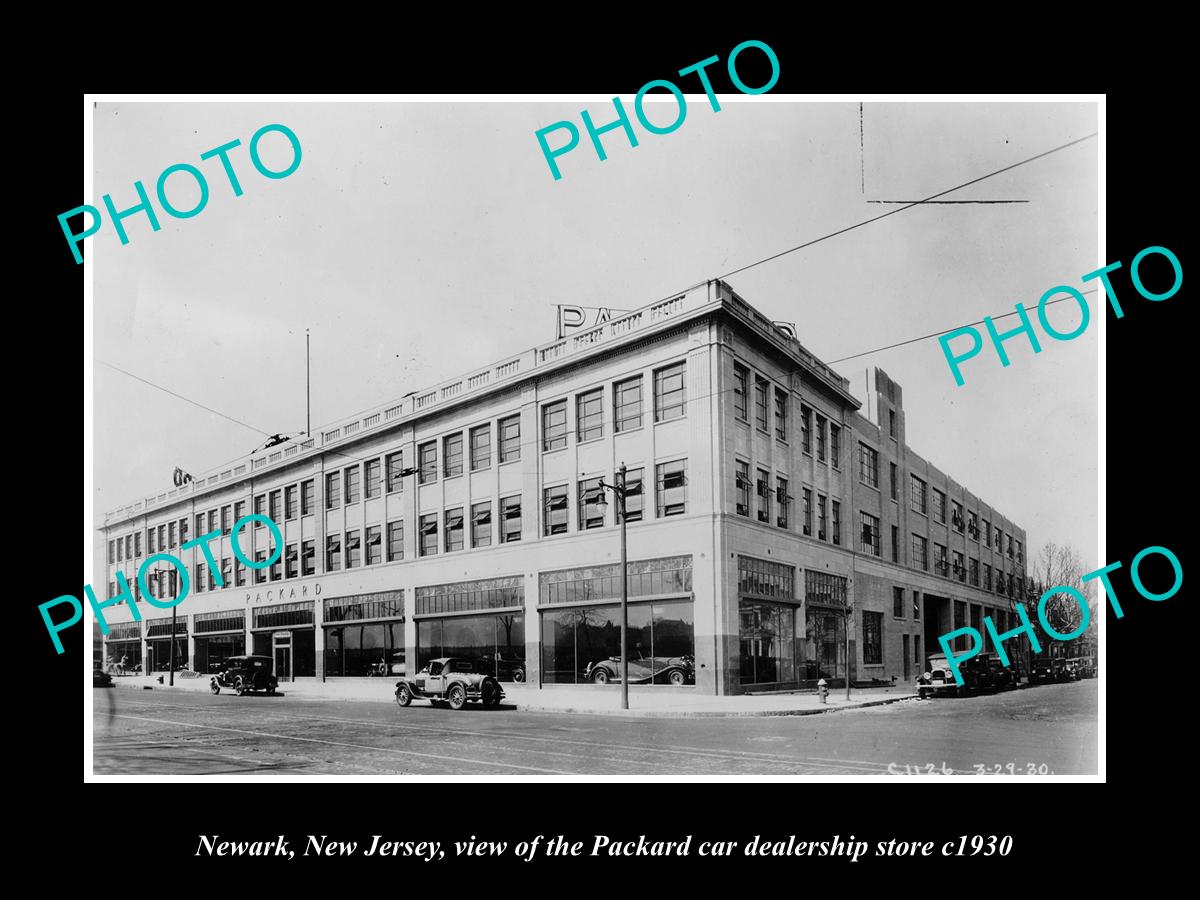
left=147, top=637, right=189, bottom=672
left=104, top=640, right=142, bottom=674
left=417, top=613, right=526, bottom=681
left=738, top=600, right=797, bottom=686
left=194, top=635, right=245, bottom=674
left=540, top=601, right=693, bottom=685
left=324, top=622, right=404, bottom=677
left=803, top=610, right=845, bottom=682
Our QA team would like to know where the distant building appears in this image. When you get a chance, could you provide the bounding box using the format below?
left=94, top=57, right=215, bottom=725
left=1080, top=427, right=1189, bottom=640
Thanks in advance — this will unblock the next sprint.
left=98, top=280, right=1028, bottom=694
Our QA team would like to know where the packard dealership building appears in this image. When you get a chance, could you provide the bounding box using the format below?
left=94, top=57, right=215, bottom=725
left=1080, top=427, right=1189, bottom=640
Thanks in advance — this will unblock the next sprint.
left=98, top=280, right=1028, bottom=694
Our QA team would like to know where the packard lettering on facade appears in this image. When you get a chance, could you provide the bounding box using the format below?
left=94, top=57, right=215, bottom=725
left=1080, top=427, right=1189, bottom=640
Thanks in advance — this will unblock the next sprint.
left=98, top=280, right=1028, bottom=692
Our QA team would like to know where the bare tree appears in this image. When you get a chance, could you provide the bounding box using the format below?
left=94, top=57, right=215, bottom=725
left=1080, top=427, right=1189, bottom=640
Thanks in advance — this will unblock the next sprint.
left=1030, top=541, right=1092, bottom=637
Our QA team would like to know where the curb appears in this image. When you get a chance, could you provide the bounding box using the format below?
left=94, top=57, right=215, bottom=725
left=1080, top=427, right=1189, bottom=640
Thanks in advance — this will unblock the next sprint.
left=113, top=681, right=918, bottom=717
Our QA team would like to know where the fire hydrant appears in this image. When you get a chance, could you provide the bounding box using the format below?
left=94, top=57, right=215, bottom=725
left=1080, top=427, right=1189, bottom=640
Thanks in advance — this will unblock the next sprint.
left=817, top=678, right=828, bottom=704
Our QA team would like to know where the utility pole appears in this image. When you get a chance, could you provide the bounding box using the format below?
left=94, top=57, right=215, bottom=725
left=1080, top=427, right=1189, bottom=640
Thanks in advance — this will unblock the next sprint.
left=596, top=464, right=630, bottom=710
left=306, top=328, right=311, bottom=436
left=168, top=569, right=179, bottom=686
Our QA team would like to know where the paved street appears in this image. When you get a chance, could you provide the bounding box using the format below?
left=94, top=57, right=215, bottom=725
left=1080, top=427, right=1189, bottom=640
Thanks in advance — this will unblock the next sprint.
left=92, top=681, right=1097, bottom=776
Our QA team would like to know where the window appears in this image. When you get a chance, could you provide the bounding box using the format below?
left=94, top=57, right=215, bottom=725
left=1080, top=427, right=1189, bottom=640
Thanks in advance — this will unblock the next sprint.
left=146, top=529, right=154, bottom=554
left=910, top=475, right=927, bottom=515
left=777, top=477, right=791, bottom=529
left=815, top=414, right=826, bottom=461
left=984, top=563, right=993, bottom=591
left=893, top=587, right=905, bottom=618
left=366, top=525, right=382, bottom=565
left=932, top=488, right=946, bottom=524
left=802, top=487, right=813, bottom=536
left=264, top=492, right=278, bottom=522
left=735, top=461, right=751, bottom=517
left=365, top=460, right=381, bottom=499
left=654, top=362, right=686, bottom=422
left=544, top=485, right=569, bottom=535
left=753, top=377, right=768, bottom=430
left=387, top=521, right=404, bottom=561
left=613, top=376, right=643, bottom=432
left=774, top=388, right=788, bottom=441
left=470, top=425, right=491, bottom=470
left=499, top=415, right=521, bottom=462
left=862, top=611, right=883, bottom=664
left=1016, top=539, right=1023, bottom=563
left=967, top=510, right=979, bottom=540
left=300, top=481, right=314, bottom=515
left=1007, top=534, right=1014, bottom=558
left=578, top=478, right=604, bottom=530
left=656, top=459, right=688, bottom=516
left=995, top=527, right=1003, bottom=551
left=891, top=525, right=900, bottom=562
left=285, top=485, right=298, bottom=520
left=419, top=514, right=438, bottom=557
left=912, top=534, right=929, bottom=571
left=115, top=538, right=123, bottom=563
left=620, top=469, right=644, bottom=523
left=800, top=405, right=813, bottom=453
left=889, top=462, right=898, bottom=500
left=254, top=494, right=266, bottom=517
left=444, top=509, right=464, bottom=552
left=471, top=502, right=492, bottom=547
left=174, top=519, right=183, bottom=545
left=302, top=540, right=315, bottom=576
left=982, top=519, right=991, bottom=547
left=285, top=543, right=298, bottom=579
left=817, top=493, right=827, bottom=540
left=542, top=400, right=567, bottom=451
left=196, top=562, right=207, bottom=592
left=732, top=365, right=748, bottom=421
left=860, top=512, right=880, bottom=556
left=913, top=591, right=921, bottom=619
left=208, top=509, right=218, bottom=533
left=969, top=557, right=980, bottom=586
left=935, top=543, right=949, bottom=574
left=577, top=388, right=604, bottom=442
left=443, top=433, right=463, bottom=478
left=831, top=500, right=841, bottom=545
left=888, top=408, right=896, bottom=438
left=254, top=551, right=267, bottom=584
left=953, top=550, right=965, bottom=581
left=325, top=472, right=341, bottom=508
left=756, top=468, right=771, bottom=523
left=326, top=534, right=342, bottom=571
left=501, top=496, right=522, bottom=542
left=234, top=500, right=246, bottom=524
left=107, top=540, right=115, bottom=564
left=344, top=467, right=361, bottom=504
left=859, top=443, right=879, bottom=488
left=235, top=557, right=247, bottom=587
left=418, top=442, right=437, bottom=484
left=830, top=424, right=841, bottom=469
left=134, top=533, right=142, bottom=557
left=127, top=534, right=134, bottom=559
left=952, top=500, right=964, bottom=533
left=386, top=452, right=405, bottom=493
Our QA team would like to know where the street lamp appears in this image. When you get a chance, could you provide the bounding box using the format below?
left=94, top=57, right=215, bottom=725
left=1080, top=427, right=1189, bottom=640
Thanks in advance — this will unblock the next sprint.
left=594, top=464, right=629, bottom=710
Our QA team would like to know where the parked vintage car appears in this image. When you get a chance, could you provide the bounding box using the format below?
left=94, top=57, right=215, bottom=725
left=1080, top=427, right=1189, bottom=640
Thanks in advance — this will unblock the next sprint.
left=1075, top=659, right=1097, bottom=679
left=918, top=654, right=964, bottom=698
left=394, top=657, right=504, bottom=710
left=981, top=653, right=1017, bottom=691
left=209, top=655, right=278, bottom=696
left=93, top=668, right=114, bottom=688
left=1029, top=657, right=1065, bottom=685
left=584, top=652, right=695, bottom=685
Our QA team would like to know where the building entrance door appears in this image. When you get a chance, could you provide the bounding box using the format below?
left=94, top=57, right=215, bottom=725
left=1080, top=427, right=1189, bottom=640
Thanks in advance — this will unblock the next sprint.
left=902, top=634, right=911, bottom=681
left=273, top=632, right=292, bottom=682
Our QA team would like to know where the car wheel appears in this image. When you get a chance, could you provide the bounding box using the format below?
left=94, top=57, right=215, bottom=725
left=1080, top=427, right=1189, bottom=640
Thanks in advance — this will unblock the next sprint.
left=267, top=686, right=276, bottom=696
left=512, top=668, right=526, bottom=683
left=668, top=669, right=686, bottom=686
left=210, top=681, right=220, bottom=695
left=592, top=668, right=610, bottom=684
left=447, top=684, right=467, bottom=710
left=395, top=685, right=413, bottom=708
left=234, top=677, right=246, bottom=697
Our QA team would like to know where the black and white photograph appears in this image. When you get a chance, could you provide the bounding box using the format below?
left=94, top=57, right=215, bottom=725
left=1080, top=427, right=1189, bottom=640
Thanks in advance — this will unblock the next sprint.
left=81, top=93, right=1107, bottom=780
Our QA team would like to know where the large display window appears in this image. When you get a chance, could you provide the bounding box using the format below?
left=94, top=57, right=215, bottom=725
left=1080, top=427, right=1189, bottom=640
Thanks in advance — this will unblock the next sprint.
left=194, top=635, right=245, bottom=674
left=325, top=622, right=404, bottom=677
left=739, top=600, right=797, bottom=686
left=418, top=613, right=526, bottom=681
left=104, top=640, right=142, bottom=674
left=540, top=599, right=694, bottom=685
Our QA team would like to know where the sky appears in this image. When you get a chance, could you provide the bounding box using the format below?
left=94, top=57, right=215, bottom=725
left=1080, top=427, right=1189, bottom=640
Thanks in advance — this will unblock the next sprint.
left=92, top=98, right=1099, bottom=568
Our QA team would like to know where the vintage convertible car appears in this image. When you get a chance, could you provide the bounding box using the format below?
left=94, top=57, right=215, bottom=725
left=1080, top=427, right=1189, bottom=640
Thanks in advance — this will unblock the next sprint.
left=209, top=655, right=278, bottom=696
left=394, top=657, right=504, bottom=710
left=584, top=652, right=695, bottom=685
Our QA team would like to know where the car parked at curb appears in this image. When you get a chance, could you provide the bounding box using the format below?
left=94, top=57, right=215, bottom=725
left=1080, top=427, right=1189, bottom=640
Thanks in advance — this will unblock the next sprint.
left=394, top=657, right=504, bottom=710
left=918, top=654, right=965, bottom=698
left=209, top=655, right=278, bottom=696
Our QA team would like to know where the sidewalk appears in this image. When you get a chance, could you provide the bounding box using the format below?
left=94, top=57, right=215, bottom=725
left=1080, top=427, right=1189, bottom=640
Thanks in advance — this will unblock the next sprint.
left=113, top=674, right=917, bottom=718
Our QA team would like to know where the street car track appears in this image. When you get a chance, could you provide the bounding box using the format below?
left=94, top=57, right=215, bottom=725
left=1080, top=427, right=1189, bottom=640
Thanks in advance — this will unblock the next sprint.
left=106, top=695, right=899, bottom=774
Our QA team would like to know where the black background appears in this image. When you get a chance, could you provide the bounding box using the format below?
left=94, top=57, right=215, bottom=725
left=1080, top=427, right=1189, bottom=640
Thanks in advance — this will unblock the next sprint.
left=20, top=26, right=1185, bottom=885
